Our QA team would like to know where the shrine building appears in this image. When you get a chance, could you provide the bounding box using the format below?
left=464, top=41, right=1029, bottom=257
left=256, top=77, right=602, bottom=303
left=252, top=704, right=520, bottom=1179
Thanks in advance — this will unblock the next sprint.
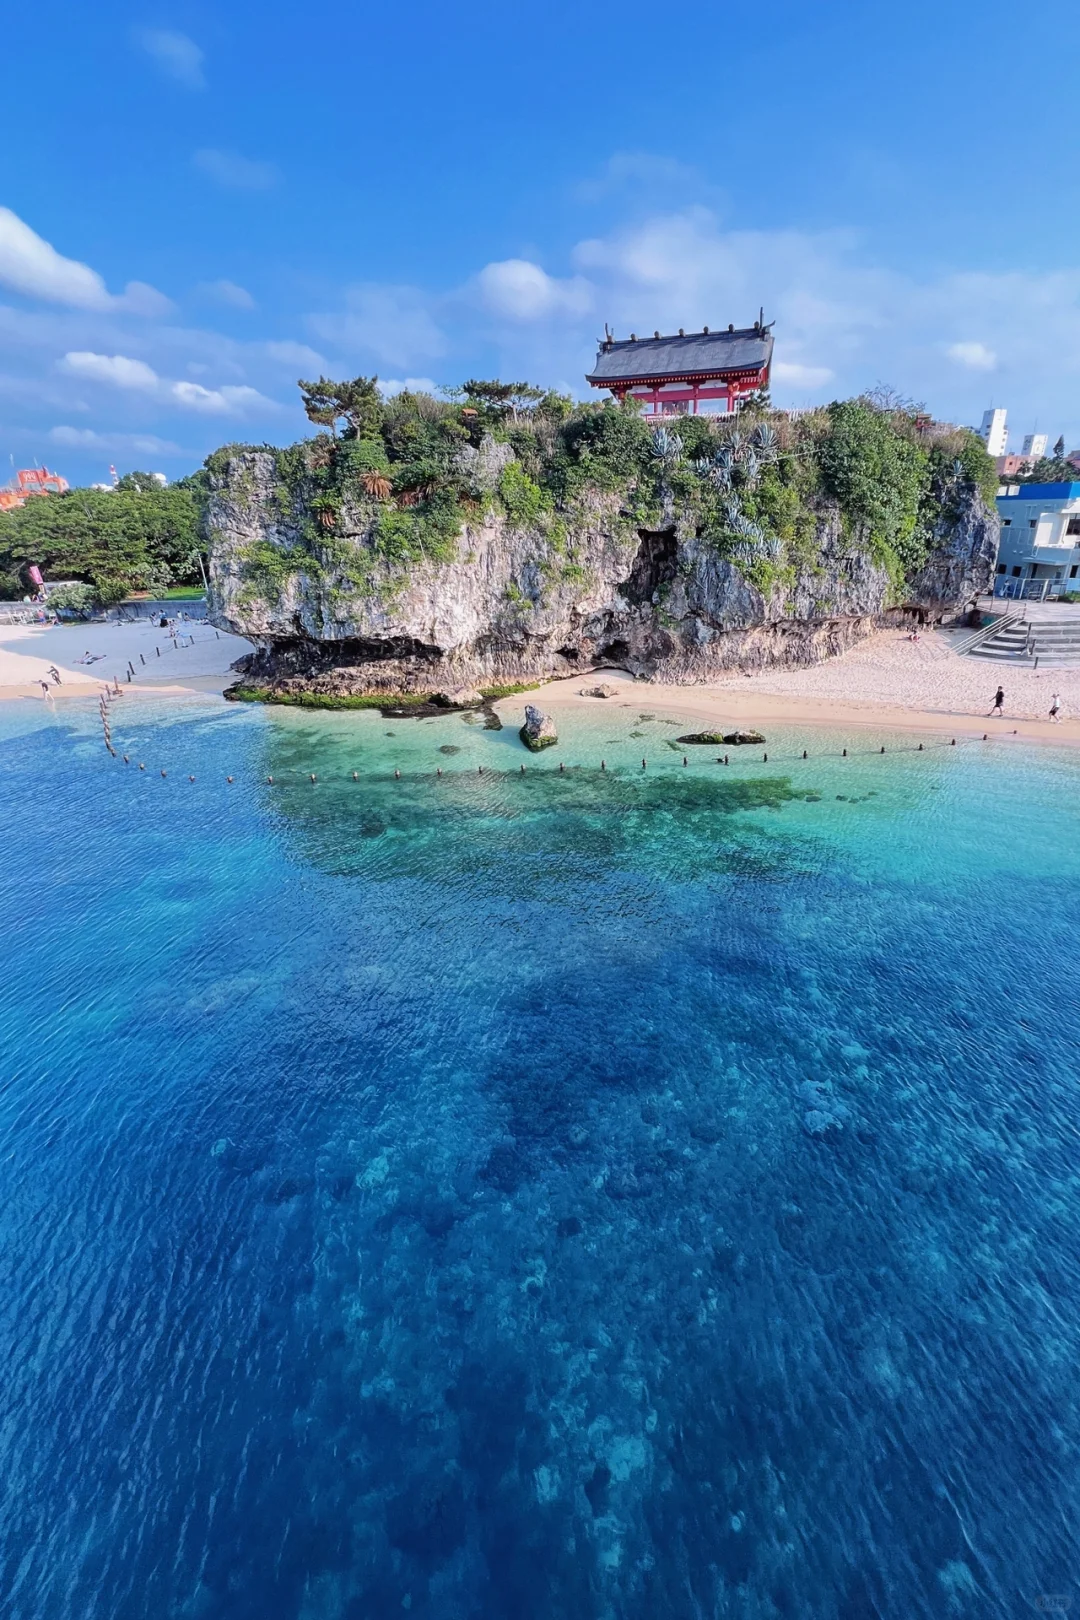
left=586, top=315, right=774, bottom=419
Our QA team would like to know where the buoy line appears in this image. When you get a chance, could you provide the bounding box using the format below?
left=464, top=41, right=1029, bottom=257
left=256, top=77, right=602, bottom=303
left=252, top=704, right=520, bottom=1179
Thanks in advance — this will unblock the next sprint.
left=102, top=729, right=1007, bottom=785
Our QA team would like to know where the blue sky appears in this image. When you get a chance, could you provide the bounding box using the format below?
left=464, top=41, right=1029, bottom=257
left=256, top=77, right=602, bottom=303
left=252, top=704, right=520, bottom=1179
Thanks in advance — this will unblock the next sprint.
left=3, top=0, right=1078, bottom=484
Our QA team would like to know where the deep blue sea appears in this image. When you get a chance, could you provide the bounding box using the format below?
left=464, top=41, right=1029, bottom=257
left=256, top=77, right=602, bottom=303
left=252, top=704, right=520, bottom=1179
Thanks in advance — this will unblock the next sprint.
left=2, top=693, right=1079, bottom=1620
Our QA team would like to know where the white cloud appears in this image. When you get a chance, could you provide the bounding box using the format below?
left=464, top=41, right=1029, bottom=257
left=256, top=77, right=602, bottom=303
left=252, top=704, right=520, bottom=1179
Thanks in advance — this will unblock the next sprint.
left=136, top=30, right=205, bottom=90
left=308, top=284, right=446, bottom=369
left=379, top=377, right=438, bottom=397
left=50, top=425, right=183, bottom=456
left=947, top=341, right=997, bottom=371
left=773, top=360, right=835, bottom=387
left=170, top=380, right=273, bottom=414
left=193, top=149, right=278, bottom=191
left=61, top=351, right=159, bottom=391
left=199, top=279, right=256, bottom=310
left=476, top=258, right=593, bottom=321
left=0, top=207, right=170, bottom=314
left=262, top=340, right=325, bottom=371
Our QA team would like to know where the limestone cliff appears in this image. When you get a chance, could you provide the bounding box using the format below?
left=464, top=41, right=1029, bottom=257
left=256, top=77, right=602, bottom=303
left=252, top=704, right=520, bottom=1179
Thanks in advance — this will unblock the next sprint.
left=204, top=399, right=998, bottom=700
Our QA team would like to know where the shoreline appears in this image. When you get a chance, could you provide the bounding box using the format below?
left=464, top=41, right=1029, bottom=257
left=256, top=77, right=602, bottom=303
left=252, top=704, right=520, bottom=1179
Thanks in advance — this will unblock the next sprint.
left=503, top=673, right=1080, bottom=747
left=3, top=618, right=1077, bottom=747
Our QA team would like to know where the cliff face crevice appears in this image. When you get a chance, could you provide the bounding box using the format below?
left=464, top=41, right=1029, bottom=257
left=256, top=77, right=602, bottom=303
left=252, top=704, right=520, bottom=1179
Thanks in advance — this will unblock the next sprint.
left=207, top=440, right=997, bottom=699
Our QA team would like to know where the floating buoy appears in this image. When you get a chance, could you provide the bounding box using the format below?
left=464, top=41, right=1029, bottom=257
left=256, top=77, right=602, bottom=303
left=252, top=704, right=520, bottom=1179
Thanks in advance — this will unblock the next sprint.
left=139, top=763, right=145, bottom=770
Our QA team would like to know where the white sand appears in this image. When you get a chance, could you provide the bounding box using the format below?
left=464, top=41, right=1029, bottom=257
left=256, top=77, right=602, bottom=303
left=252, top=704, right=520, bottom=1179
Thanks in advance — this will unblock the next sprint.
left=0, top=619, right=253, bottom=699
left=503, top=628, right=1080, bottom=747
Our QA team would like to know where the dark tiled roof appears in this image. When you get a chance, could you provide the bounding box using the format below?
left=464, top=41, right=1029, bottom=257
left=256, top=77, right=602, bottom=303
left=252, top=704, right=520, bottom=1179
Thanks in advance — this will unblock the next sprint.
left=587, top=327, right=773, bottom=386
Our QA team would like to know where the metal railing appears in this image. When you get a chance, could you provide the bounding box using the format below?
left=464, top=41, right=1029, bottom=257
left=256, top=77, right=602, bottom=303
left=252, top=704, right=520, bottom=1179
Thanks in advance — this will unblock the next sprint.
left=950, top=609, right=1025, bottom=657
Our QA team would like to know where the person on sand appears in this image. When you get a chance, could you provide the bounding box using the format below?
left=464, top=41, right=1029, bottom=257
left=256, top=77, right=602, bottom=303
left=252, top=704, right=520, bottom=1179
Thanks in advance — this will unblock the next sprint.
left=989, top=686, right=1005, bottom=717
left=47, top=665, right=61, bottom=684
left=1049, top=693, right=1062, bottom=723
left=39, top=680, right=51, bottom=699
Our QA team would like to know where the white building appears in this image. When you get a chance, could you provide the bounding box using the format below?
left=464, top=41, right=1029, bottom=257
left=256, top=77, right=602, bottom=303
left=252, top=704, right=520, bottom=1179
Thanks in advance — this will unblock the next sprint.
left=980, top=408, right=1008, bottom=457
left=1021, top=433, right=1048, bottom=460
left=995, top=481, right=1080, bottom=598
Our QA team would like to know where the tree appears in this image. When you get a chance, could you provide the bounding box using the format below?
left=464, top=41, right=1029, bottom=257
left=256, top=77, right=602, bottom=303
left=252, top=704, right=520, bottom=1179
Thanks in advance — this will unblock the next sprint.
left=0, top=480, right=203, bottom=602
left=462, top=380, right=547, bottom=422
left=1055, top=434, right=1066, bottom=459
left=297, top=376, right=382, bottom=439
left=46, top=582, right=97, bottom=616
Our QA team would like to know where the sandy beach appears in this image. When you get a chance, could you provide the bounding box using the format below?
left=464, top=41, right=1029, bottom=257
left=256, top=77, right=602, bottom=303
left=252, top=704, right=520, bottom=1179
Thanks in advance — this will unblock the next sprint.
left=4, top=616, right=1077, bottom=744
left=0, top=618, right=254, bottom=700
left=515, top=626, right=1080, bottom=747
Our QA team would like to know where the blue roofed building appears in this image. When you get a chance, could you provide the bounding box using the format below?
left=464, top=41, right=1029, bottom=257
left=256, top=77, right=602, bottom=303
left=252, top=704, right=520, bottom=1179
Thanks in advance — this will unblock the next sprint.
left=994, top=482, right=1080, bottom=600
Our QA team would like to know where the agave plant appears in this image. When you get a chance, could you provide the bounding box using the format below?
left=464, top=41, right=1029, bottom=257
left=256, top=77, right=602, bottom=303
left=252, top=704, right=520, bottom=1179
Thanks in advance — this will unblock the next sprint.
left=361, top=471, right=392, bottom=500
left=650, top=427, right=684, bottom=467
left=741, top=449, right=761, bottom=488
left=750, top=422, right=779, bottom=455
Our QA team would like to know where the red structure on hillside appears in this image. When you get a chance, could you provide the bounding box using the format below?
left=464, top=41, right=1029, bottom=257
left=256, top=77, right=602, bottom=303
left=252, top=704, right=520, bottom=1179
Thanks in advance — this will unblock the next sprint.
left=0, top=466, right=69, bottom=512
left=586, top=315, right=774, bottom=420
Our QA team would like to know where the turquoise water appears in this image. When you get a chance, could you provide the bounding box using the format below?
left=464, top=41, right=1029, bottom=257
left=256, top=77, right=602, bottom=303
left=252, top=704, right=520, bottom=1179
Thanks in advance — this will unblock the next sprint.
left=2, top=695, right=1080, bottom=1619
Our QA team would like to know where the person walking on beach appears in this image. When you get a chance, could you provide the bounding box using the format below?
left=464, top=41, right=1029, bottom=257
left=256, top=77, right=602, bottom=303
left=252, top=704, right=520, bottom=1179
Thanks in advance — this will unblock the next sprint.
left=989, top=685, right=1005, bottom=716
left=1050, top=693, right=1062, bottom=723
left=47, top=664, right=61, bottom=685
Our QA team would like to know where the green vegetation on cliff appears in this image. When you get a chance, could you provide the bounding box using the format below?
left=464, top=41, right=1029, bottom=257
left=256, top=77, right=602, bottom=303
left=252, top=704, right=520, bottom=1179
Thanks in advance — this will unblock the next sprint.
left=208, top=377, right=994, bottom=611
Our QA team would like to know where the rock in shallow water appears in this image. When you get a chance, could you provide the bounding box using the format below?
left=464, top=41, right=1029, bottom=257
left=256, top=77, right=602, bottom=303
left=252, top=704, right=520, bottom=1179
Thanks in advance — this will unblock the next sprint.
left=803, top=1108, right=845, bottom=1138
left=520, top=705, right=557, bottom=751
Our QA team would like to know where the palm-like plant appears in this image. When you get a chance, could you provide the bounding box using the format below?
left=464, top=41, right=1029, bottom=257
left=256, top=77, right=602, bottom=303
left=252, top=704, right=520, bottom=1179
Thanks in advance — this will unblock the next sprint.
left=361, top=471, right=392, bottom=500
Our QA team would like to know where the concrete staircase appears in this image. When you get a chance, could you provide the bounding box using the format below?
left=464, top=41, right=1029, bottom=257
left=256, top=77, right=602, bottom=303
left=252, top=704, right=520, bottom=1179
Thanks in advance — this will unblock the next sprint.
left=1028, top=617, right=1080, bottom=667
left=967, top=619, right=1035, bottom=663
left=965, top=614, right=1080, bottom=667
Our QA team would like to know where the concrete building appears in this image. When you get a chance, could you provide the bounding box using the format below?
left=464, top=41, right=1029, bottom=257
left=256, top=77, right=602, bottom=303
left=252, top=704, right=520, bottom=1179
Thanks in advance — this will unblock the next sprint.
left=995, top=482, right=1080, bottom=599
left=980, top=407, right=1008, bottom=457
left=1022, top=433, right=1048, bottom=460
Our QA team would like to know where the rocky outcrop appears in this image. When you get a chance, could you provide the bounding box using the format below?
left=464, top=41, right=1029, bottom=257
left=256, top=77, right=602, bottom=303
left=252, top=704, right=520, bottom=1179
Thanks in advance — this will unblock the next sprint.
left=206, top=447, right=997, bottom=700
left=520, top=705, right=557, bottom=751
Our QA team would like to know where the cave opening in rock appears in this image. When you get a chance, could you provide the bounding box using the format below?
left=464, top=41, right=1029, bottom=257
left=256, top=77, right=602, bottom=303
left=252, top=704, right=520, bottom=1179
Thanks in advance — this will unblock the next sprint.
left=623, top=527, right=679, bottom=604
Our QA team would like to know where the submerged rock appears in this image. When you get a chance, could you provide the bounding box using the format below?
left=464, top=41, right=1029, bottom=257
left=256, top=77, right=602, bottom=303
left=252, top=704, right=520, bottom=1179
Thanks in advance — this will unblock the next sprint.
left=803, top=1108, right=845, bottom=1138
left=520, top=704, right=557, bottom=751
left=580, top=684, right=620, bottom=698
